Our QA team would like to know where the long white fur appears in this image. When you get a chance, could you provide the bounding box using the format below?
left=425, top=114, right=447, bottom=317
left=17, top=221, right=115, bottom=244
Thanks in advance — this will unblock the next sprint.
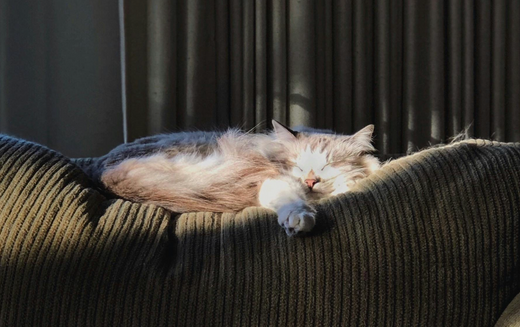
left=258, top=177, right=315, bottom=235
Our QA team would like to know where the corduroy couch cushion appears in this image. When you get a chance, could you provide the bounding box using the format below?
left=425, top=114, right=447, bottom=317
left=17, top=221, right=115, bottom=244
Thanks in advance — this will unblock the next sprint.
left=1, top=135, right=520, bottom=326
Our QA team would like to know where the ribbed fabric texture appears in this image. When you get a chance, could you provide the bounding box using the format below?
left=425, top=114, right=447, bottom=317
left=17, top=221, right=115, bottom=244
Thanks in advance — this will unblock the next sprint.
left=1, top=135, right=520, bottom=326
left=496, top=292, right=520, bottom=327
left=120, top=1, right=520, bottom=156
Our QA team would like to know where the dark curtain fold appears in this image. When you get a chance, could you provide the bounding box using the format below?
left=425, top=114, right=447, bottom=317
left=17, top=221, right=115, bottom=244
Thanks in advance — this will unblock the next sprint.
left=123, top=0, right=520, bottom=156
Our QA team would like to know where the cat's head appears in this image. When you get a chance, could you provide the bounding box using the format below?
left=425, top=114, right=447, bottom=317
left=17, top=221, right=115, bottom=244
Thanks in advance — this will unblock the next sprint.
left=271, top=120, right=380, bottom=200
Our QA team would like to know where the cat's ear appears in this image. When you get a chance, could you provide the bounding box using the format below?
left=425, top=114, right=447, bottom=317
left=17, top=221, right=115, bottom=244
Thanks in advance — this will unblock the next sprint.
left=350, top=124, right=375, bottom=151
left=272, top=120, right=298, bottom=141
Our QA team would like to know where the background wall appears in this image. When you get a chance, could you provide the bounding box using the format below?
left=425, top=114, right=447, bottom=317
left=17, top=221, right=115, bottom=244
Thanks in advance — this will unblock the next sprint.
left=1, top=0, right=520, bottom=157
left=0, top=0, right=124, bottom=157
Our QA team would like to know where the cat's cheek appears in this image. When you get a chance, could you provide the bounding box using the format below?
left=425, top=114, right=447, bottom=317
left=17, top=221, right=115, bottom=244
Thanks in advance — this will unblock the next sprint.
left=320, top=166, right=342, bottom=180
left=331, top=175, right=350, bottom=196
left=291, top=167, right=303, bottom=179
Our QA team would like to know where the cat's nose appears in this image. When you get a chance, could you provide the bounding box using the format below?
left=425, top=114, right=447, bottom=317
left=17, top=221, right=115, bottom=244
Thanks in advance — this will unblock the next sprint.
left=305, top=179, right=318, bottom=189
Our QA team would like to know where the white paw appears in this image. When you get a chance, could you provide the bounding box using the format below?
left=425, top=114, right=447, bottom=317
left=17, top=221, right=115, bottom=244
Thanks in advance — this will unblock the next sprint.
left=277, top=204, right=316, bottom=236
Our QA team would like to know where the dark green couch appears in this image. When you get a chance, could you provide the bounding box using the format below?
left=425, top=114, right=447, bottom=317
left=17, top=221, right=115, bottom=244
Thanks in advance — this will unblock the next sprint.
left=1, top=135, right=519, bottom=326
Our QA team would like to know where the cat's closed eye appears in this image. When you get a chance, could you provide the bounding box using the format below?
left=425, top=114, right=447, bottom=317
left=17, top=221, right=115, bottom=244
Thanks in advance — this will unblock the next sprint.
left=321, top=163, right=332, bottom=170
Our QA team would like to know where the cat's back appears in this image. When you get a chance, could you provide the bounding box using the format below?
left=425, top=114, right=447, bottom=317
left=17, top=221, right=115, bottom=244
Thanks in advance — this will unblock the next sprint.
left=102, top=130, right=224, bottom=166
left=87, top=128, right=283, bottom=183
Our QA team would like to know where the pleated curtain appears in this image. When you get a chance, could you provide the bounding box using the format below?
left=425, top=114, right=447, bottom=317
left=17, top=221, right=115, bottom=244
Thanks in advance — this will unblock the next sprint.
left=2, top=1, right=519, bottom=157
left=122, top=0, right=520, bottom=156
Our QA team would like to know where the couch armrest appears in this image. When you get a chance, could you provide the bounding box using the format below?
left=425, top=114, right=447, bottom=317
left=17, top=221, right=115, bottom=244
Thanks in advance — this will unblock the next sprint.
left=496, top=293, right=520, bottom=327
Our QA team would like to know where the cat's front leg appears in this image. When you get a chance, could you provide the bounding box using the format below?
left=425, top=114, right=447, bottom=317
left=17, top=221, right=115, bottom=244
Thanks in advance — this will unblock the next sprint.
left=258, top=177, right=316, bottom=236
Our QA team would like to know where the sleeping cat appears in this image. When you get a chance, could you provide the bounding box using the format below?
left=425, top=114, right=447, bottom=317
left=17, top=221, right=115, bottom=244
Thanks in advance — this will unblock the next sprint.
left=90, top=121, right=380, bottom=236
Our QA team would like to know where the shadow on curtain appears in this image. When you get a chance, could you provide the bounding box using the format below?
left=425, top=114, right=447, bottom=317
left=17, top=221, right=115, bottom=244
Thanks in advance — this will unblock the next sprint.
left=123, top=0, right=520, bottom=156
